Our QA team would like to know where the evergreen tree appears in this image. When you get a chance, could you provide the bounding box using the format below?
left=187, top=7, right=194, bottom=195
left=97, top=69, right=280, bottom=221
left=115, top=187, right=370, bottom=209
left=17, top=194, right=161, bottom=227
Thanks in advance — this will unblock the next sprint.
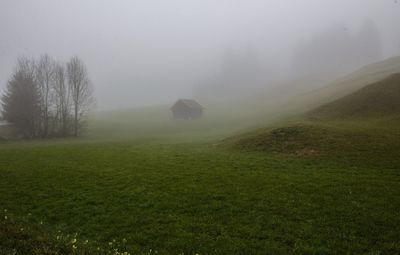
left=1, top=64, right=41, bottom=138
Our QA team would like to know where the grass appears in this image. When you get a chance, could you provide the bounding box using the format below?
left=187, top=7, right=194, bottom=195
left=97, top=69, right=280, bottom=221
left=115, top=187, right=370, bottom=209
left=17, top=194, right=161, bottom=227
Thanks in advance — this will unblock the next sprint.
left=309, top=73, right=400, bottom=119
left=1, top=108, right=400, bottom=254
left=225, top=118, right=400, bottom=167
left=256, top=56, right=400, bottom=116
left=0, top=212, right=93, bottom=255
left=1, top=140, right=400, bottom=254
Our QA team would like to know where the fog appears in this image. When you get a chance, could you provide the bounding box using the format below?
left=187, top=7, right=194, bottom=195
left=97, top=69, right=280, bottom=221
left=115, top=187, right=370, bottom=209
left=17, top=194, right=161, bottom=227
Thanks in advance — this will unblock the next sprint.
left=0, top=0, right=399, bottom=110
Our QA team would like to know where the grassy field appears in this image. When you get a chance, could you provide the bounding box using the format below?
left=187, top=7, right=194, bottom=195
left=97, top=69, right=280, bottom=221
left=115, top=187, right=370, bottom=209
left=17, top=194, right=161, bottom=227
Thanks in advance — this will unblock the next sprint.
left=1, top=104, right=400, bottom=254
left=1, top=60, right=400, bottom=254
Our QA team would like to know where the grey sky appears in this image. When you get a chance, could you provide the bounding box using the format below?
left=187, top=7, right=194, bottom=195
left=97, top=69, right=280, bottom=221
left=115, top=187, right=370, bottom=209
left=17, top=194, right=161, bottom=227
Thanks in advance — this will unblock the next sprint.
left=0, top=0, right=399, bottom=109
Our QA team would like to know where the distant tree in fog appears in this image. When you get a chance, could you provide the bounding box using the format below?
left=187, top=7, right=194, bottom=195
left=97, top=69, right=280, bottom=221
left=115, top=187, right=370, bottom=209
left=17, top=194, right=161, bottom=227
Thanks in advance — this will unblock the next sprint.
left=1, top=58, right=41, bottom=137
left=292, top=20, right=382, bottom=78
left=195, top=46, right=268, bottom=102
left=53, top=62, right=71, bottom=136
left=36, top=54, right=55, bottom=137
left=0, top=55, right=94, bottom=139
left=67, top=56, right=94, bottom=137
left=357, top=20, right=382, bottom=65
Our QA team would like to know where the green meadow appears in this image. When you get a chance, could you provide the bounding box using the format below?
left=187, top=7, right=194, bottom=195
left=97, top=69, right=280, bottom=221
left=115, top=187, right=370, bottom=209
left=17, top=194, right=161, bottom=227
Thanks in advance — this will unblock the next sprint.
left=1, top=104, right=400, bottom=255
left=1, top=59, right=400, bottom=254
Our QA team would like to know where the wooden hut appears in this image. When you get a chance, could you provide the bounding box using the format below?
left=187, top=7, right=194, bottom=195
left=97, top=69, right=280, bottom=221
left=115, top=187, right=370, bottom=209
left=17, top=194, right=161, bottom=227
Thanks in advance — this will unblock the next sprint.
left=171, top=99, right=203, bottom=119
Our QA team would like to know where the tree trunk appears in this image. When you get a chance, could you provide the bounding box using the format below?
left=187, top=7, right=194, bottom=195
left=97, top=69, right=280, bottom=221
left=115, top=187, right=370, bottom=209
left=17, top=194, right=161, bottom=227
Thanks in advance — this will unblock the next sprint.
left=74, top=104, right=78, bottom=137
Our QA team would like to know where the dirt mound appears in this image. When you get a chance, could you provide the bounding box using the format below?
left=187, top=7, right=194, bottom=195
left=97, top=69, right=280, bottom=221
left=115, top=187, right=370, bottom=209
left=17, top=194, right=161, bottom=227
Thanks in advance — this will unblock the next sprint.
left=230, top=125, right=337, bottom=156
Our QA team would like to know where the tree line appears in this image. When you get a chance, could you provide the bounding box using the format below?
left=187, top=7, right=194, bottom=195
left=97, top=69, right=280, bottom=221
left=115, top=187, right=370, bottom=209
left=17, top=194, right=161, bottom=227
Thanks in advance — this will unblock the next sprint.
left=0, top=55, right=94, bottom=138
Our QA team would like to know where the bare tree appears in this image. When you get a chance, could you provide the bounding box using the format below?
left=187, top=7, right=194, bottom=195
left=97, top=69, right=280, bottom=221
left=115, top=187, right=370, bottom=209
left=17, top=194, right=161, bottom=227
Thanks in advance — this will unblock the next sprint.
left=53, top=62, right=71, bottom=136
left=67, top=56, right=94, bottom=137
left=15, top=57, right=37, bottom=78
left=36, top=54, right=55, bottom=137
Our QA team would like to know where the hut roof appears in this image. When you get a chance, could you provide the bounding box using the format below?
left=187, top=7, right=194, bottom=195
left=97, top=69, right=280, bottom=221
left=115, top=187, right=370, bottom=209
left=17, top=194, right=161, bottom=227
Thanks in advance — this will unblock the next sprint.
left=172, top=99, right=203, bottom=110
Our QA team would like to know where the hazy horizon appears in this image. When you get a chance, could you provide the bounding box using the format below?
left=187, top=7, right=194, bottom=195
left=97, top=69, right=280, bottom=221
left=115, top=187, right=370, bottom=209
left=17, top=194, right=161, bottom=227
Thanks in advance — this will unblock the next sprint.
left=1, top=0, right=399, bottom=110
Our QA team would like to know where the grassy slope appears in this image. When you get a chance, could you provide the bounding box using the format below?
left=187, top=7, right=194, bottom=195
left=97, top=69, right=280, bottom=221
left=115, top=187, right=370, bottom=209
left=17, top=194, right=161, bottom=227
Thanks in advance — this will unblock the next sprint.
left=225, top=118, right=400, bottom=167
left=309, top=73, right=400, bottom=119
left=229, top=71, right=400, bottom=160
left=310, top=56, right=400, bottom=102
left=216, top=65, right=400, bottom=253
left=254, top=56, right=400, bottom=116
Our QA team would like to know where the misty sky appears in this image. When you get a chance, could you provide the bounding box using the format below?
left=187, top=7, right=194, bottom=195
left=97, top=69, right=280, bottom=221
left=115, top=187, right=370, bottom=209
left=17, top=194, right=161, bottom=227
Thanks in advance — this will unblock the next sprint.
left=0, top=0, right=399, bottom=110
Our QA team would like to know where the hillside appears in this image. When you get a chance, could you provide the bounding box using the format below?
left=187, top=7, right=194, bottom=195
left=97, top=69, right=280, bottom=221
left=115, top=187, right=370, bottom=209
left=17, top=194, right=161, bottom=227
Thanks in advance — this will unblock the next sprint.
left=253, top=56, right=400, bottom=116
left=309, top=73, right=400, bottom=119
left=301, top=56, right=400, bottom=107
left=224, top=66, right=400, bottom=164
left=225, top=119, right=400, bottom=165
